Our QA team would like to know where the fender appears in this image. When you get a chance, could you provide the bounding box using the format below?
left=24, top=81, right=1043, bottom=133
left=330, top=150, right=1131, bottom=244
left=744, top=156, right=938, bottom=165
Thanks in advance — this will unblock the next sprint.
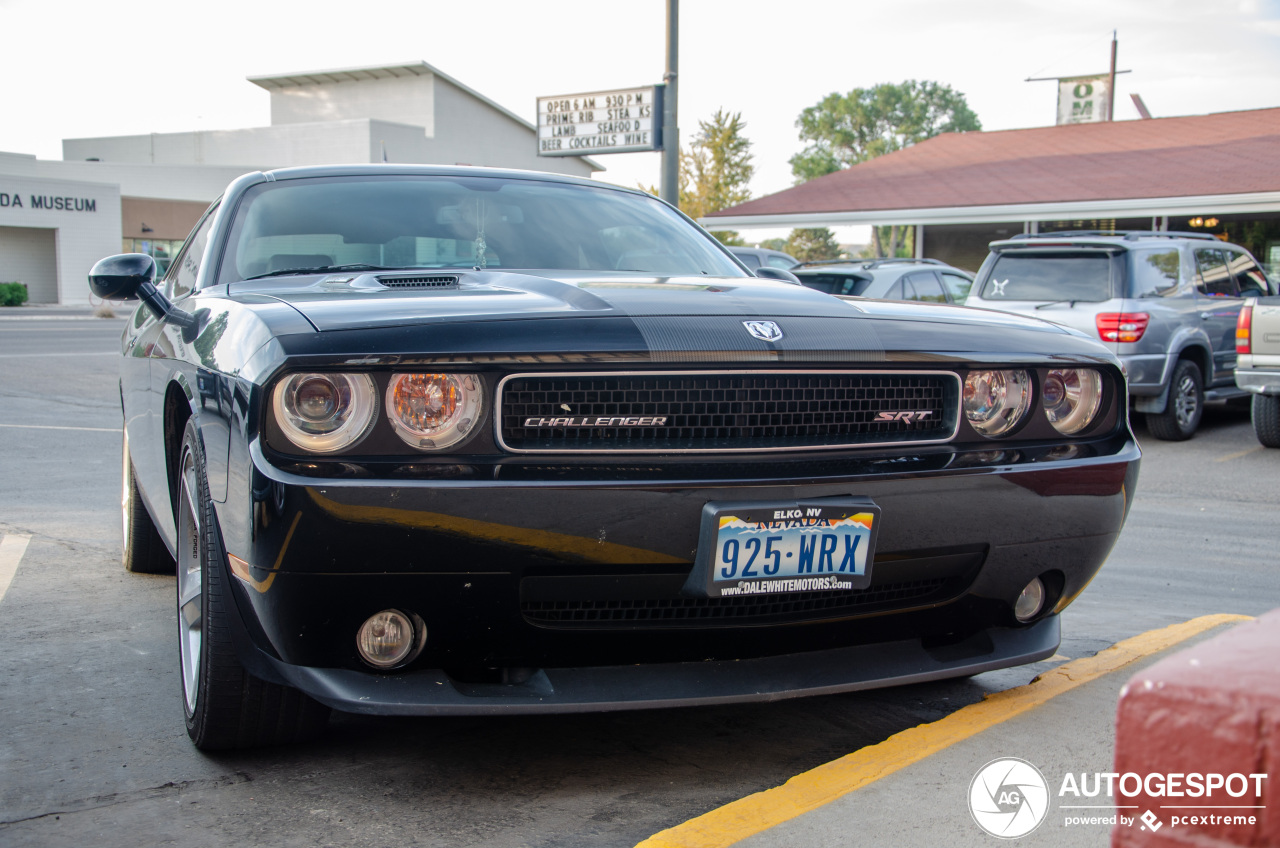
left=1133, top=327, right=1214, bottom=414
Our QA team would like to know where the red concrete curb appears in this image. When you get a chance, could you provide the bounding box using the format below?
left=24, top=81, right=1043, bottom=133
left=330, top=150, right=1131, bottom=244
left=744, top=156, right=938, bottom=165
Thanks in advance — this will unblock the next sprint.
left=1112, top=610, right=1278, bottom=847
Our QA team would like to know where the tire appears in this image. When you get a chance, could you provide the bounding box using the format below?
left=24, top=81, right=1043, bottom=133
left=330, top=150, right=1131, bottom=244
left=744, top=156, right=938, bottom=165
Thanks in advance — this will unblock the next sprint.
left=176, top=419, right=330, bottom=750
left=1147, top=359, right=1203, bottom=441
left=122, top=432, right=175, bottom=574
left=1253, top=394, right=1280, bottom=448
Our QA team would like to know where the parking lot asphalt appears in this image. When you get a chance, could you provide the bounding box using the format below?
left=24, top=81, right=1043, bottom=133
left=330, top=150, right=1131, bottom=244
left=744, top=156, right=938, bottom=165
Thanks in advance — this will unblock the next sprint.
left=1, top=310, right=1278, bottom=847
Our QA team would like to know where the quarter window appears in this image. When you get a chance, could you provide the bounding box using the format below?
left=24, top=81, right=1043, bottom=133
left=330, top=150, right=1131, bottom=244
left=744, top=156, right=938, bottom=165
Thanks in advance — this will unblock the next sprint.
left=940, top=271, right=973, bottom=302
left=1127, top=249, right=1181, bottom=298
left=1194, top=248, right=1236, bottom=297
left=903, top=271, right=948, bottom=303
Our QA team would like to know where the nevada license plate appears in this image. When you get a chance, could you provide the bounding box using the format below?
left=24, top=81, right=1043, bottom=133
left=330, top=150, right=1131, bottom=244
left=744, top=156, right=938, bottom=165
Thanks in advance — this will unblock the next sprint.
left=688, top=499, right=879, bottom=598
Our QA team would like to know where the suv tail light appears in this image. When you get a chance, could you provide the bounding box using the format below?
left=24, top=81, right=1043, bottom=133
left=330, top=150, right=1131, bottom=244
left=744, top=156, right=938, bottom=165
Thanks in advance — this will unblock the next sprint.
left=1096, top=312, right=1150, bottom=343
left=1237, top=305, right=1252, bottom=354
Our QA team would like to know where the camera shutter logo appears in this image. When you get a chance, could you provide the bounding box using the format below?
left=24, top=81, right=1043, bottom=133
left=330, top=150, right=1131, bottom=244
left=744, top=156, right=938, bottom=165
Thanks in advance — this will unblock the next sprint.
left=969, top=758, right=1050, bottom=838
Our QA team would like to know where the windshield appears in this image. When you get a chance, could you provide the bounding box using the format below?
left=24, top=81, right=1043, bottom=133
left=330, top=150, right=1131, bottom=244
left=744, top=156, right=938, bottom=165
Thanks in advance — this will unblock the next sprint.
left=216, top=175, right=745, bottom=284
left=980, top=252, right=1114, bottom=302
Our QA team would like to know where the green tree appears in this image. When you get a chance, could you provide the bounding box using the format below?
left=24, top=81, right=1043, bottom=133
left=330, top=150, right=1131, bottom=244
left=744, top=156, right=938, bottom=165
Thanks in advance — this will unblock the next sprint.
left=789, top=80, right=980, bottom=257
left=785, top=228, right=843, bottom=263
left=680, top=109, right=755, bottom=245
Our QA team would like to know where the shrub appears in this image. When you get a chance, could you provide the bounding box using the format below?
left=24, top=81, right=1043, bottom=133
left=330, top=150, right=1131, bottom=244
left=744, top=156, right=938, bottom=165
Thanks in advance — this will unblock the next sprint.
left=0, top=282, right=29, bottom=307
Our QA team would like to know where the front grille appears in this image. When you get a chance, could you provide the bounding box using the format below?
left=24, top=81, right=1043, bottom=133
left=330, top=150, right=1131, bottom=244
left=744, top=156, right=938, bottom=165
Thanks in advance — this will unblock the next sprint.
left=520, top=549, right=982, bottom=629
left=522, top=578, right=950, bottom=627
left=499, top=371, right=958, bottom=452
left=377, top=275, right=459, bottom=288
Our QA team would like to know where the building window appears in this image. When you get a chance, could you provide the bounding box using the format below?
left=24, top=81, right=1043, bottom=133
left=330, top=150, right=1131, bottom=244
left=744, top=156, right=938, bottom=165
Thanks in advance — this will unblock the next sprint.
left=122, top=238, right=185, bottom=278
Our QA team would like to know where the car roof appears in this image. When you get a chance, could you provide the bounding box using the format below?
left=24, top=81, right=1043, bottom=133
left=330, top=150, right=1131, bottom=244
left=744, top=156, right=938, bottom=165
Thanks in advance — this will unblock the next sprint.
left=989, top=230, right=1227, bottom=251
left=258, top=163, right=649, bottom=197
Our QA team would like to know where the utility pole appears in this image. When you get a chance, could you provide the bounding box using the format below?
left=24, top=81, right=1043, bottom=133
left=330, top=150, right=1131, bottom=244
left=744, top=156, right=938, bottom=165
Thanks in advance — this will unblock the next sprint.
left=1108, top=31, right=1118, bottom=122
left=660, top=0, right=679, bottom=207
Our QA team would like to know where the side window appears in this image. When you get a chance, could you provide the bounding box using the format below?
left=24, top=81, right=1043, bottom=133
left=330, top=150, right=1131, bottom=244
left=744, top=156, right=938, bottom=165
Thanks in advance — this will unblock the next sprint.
left=1194, top=248, right=1236, bottom=297
left=904, top=271, right=948, bottom=303
left=765, top=255, right=796, bottom=270
left=168, top=205, right=220, bottom=300
left=1128, top=248, right=1181, bottom=298
left=1226, top=251, right=1271, bottom=297
left=940, top=272, right=973, bottom=302
left=737, top=253, right=761, bottom=269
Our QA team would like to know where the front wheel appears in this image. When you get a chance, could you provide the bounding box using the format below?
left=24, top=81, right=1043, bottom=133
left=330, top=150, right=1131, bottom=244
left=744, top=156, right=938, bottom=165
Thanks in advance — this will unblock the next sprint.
left=1147, top=360, right=1203, bottom=441
left=1252, top=394, right=1280, bottom=448
left=176, top=418, right=329, bottom=750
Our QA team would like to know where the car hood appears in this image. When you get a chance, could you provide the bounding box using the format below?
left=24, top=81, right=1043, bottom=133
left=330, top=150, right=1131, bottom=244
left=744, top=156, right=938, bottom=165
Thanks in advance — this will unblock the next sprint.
left=230, top=270, right=853, bottom=330
left=226, top=270, right=1110, bottom=360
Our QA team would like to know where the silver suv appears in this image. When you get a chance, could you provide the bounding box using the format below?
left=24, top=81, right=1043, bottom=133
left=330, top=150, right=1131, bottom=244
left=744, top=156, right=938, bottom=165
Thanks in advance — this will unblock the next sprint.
left=967, top=231, right=1275, bottom=440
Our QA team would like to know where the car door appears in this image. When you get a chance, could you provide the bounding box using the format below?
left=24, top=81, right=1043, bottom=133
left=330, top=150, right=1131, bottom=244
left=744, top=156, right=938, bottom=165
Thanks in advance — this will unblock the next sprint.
left=1192, top=247, right=1245, bottom=386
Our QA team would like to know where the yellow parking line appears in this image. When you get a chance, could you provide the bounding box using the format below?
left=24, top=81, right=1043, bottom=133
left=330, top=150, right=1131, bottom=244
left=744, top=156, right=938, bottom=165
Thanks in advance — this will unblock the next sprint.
left=1213, top=446, right=1263, bottom=462
left=0, top=533, right=33, bottom=605
left=636, top=614, right=1252, bottom=848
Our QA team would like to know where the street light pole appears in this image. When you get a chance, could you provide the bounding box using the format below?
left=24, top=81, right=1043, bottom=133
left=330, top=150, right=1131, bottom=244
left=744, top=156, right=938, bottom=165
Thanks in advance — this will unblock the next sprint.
left=660, top=0, right=679, bottom=207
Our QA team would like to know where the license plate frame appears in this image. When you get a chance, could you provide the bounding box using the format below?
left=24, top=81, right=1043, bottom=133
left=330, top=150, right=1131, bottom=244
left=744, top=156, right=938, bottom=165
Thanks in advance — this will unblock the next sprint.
left=682, top=498, right=880, bottom=599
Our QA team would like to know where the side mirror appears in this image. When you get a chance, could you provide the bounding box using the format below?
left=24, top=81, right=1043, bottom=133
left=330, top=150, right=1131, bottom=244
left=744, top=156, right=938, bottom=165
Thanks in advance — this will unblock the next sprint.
left=88, top=253, right=198, bottom=331
left=88, top=253, right=155, bottom=300
left=754, top=267, right=803, bottom=286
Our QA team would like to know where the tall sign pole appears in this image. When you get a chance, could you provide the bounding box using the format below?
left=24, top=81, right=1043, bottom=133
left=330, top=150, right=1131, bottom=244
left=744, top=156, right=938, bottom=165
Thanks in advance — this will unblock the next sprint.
left=660, top=0, right=679, bottom=207
left=1107, top=31, right=1118, bottom=122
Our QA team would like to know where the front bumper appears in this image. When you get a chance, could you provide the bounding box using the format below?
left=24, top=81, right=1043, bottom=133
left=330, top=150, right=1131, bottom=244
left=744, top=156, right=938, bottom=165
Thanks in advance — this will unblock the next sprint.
left=249, top=616, right=1060, bottom=715
left=215, top=437, right=1139, bottom=713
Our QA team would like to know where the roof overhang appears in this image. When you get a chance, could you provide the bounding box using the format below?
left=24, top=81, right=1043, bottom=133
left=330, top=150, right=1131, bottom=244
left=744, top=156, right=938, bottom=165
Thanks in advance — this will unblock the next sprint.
left=700, top=191, right=1280, bottom=230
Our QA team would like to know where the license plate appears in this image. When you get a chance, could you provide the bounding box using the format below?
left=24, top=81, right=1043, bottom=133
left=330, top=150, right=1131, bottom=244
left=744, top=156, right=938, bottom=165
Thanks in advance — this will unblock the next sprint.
left=685, top=499, right=879, bottom=598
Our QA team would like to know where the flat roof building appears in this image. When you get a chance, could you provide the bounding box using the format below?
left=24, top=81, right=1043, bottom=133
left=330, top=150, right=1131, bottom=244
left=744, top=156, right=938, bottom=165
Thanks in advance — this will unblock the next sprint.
left=2, top=62, right=600, bottom=304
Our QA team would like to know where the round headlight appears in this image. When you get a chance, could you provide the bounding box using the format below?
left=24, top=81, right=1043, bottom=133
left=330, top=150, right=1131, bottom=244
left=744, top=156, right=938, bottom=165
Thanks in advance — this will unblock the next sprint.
left=964, top=370, right=1032, bottom=437
left=273, top=373, right=377, bottom=453
left=385, top=373, right=482, bottom=450
left=1042, top=368, right=1103, bottom=435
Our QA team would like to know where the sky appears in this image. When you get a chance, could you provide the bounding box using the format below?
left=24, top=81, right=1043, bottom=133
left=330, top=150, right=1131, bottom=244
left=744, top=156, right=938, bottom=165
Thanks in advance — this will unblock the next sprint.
left=3, top=0, right=1280, bottom=243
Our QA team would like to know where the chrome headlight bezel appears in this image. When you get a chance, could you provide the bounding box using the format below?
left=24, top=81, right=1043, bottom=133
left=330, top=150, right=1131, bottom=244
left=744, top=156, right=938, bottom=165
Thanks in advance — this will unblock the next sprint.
left=384, top=372, right=484, bottom=451
left=1042, top=368, right=1104, bottom=435
left=963, top=369, right=1033, bottom=438
left=271, top=372, right=379, bottom=454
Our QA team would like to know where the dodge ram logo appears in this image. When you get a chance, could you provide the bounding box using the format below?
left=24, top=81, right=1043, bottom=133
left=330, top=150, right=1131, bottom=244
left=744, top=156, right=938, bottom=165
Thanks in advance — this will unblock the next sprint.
left=743, top=321, right=783, bottom=342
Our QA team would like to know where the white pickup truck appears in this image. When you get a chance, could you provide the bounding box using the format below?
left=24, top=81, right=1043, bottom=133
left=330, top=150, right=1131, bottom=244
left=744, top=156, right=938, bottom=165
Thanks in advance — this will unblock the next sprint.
left=1236, top=296, right=1280, bottom=446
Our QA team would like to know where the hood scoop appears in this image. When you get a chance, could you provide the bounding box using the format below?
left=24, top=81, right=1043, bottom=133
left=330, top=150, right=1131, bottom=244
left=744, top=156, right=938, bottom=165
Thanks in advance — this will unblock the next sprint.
left=376, top=274, right=460, bottom=289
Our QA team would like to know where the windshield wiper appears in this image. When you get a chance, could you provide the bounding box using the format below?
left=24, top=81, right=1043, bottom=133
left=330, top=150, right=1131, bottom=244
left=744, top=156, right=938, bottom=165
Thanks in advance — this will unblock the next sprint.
left=1034, top=299, right=1079, bottom=309
left=243, top=263, right=404, bottom=281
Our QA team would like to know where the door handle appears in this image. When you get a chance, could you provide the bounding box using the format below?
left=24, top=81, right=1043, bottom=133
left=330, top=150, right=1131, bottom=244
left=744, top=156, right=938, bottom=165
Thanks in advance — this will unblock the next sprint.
left=1200, top=312, right=1212, bottom=320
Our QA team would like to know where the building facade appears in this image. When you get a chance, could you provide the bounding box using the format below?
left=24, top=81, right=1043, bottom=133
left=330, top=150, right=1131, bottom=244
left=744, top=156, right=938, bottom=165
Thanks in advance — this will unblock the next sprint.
left=2, top=62, right=600, bottom=304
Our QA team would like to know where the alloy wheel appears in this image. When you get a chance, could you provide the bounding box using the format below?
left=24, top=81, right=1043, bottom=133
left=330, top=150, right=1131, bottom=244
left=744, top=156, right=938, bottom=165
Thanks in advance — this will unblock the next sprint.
left=176, top=447, right=203, bottom=714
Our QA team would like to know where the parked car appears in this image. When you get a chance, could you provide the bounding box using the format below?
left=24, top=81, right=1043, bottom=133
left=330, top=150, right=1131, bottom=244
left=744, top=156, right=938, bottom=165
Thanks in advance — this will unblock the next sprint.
left=728, top=246, right=799, bottom=271
left=966, top=231, right=1274, bottom=441
left=792, top=258, right=975, bottom=304
left=1234, top=295, right=1280, bottom=446
left=90, top=165, right=1139, bottom=750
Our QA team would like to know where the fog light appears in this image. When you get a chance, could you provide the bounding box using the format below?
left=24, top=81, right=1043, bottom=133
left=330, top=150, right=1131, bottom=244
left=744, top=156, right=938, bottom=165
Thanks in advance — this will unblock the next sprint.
left=356, top=610, right=416, bottom=669
left=1014, top=578, right=1046, bottom=623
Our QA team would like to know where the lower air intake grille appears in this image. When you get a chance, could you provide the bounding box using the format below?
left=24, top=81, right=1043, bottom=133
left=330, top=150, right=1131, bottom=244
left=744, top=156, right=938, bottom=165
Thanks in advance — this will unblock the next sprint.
left=499, top=371, right=958, bottom=452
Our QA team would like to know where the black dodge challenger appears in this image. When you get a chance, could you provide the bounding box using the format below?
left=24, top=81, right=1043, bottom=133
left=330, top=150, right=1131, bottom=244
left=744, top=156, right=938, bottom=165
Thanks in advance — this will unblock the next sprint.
left=90, top=165, right=1140, bottom=750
